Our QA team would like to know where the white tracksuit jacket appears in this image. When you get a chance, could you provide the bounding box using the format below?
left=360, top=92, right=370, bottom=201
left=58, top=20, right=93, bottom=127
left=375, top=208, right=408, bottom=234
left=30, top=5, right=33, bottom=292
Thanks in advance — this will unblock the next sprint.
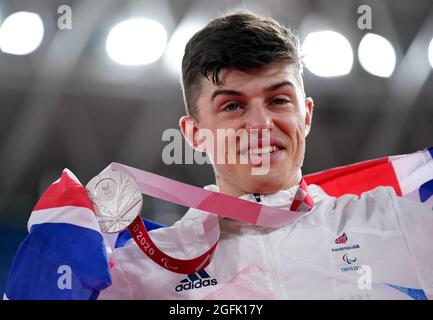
left=99, top=184, right=433, bottom=300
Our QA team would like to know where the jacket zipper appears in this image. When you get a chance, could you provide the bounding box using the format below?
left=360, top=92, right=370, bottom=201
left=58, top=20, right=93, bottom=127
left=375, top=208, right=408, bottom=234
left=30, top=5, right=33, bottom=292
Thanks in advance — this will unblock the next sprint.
left=252, top=194, right=283, bottom=299
left=263, top=233, right=283, bottom=299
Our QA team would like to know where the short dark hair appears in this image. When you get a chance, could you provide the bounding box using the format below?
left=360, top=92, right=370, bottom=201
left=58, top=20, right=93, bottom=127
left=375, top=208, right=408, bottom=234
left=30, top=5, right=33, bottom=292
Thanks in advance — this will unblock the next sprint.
left=181, top=10, right=302, bottom=120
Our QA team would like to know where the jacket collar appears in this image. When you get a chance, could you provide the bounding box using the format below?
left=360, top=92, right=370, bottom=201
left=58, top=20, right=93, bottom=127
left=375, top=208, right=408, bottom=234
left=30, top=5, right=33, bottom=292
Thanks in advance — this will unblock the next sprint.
left=203, top=183, right=327, bottom=208
left=180, top=181, right=329, bottom=228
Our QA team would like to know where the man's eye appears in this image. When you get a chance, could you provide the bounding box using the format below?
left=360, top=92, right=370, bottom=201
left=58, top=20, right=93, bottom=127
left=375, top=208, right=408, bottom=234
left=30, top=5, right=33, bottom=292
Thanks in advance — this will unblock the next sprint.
left=271, top=98, right=291, bottom=105
left=223, top=103, right=241, bottom=112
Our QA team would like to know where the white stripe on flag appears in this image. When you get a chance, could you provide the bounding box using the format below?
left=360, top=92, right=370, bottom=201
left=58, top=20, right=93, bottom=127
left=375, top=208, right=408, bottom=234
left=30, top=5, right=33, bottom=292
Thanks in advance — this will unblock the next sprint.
left=391, top=149, right=433, bottom=195
left=28, top=206, right=101, bottom=233
left=3, top=293, right=9, bottom=300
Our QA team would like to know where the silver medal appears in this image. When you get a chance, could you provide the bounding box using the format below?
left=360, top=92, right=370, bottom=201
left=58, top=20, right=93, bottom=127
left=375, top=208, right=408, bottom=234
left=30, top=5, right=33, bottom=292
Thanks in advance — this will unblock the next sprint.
left=85, top=165, right=143, bottom=233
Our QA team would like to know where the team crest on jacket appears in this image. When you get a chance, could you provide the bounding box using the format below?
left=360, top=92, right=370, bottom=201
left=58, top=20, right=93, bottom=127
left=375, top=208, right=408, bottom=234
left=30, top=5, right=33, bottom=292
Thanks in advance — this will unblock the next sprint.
left=330, top=232, right=363, bottom=273
left=175, top=269, right=218, bottom=292
left=335, top=232, right=348, bottom=244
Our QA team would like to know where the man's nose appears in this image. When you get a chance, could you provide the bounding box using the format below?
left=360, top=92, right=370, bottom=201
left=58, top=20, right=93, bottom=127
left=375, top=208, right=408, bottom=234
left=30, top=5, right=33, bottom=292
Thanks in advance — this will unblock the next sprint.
left=244, top=103, right=275, bottom=131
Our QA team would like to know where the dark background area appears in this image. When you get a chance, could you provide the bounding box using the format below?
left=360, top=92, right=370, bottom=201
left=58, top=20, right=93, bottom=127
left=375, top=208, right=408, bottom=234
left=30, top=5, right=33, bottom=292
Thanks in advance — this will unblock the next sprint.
left=1, top=0, right=432, bottom=295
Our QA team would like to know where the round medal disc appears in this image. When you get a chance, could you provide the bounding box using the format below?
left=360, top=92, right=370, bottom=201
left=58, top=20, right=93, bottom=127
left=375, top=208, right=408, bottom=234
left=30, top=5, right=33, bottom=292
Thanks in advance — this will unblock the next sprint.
left=85, top=165, right=143, bottom=233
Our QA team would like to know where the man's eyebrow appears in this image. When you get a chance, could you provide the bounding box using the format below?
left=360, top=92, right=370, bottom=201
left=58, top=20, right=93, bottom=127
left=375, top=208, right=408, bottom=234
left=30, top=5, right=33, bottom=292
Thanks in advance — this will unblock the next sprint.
left=264, top=80, right=295, bottom=92
left=210, top=89, right=244, bottom=102
left=210, top=80, right=295, bottom=102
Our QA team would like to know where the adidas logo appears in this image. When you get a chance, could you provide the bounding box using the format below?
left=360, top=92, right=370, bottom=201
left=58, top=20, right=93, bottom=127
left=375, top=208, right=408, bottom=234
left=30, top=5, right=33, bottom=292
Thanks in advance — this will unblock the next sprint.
left=175, top=269, right=218, bottom=292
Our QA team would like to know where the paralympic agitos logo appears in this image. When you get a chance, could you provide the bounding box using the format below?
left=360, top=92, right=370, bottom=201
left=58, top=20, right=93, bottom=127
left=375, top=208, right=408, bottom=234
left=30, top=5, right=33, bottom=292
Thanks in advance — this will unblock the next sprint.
left=175, top=270, right=218, bottom=292
left=342, top=253, right=357, bottom=265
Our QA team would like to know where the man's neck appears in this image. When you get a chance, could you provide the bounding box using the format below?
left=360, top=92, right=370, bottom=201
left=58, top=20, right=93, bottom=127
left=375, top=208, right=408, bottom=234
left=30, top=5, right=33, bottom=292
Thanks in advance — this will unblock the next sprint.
left=215, top=171, right=302, bottom=198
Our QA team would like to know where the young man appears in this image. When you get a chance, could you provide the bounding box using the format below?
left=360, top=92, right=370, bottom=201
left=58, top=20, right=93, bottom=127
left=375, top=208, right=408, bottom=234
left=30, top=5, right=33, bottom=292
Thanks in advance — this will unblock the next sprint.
left=100, top=11, right=433, bottom=299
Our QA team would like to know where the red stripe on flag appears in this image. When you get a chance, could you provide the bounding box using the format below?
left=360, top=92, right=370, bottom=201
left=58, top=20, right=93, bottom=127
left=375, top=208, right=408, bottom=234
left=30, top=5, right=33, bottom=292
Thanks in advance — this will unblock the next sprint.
left=33, top=169, right=95, bottom=212
left=109, top=258, right=115, bottom=269
left=304, top=157, right=402, bottom=197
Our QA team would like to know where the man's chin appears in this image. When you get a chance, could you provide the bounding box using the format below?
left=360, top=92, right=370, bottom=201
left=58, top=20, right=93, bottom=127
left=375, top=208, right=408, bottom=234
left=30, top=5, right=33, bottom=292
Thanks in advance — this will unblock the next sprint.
left=241, top=176, right=290, bottom=195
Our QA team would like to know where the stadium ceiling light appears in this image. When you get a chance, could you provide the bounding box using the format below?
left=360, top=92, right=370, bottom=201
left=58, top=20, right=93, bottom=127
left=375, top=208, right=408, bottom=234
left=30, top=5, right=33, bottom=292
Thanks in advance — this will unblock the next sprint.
left=302, top=30, right=353, bottom=77
left=358, top=33, right=396, bottom=78
left=0, top=11, right=44, bottom=55
left=429, top=37, right=433, bottom=69
left=106, top=18, right=167, bottom=66
left=164, top=22, right=203, bottom=75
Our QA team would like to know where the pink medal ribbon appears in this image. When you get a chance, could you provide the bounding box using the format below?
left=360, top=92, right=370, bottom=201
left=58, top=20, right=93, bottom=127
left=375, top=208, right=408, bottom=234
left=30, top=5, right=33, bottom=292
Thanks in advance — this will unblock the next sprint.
left=109, top=162, right=314, bottom=274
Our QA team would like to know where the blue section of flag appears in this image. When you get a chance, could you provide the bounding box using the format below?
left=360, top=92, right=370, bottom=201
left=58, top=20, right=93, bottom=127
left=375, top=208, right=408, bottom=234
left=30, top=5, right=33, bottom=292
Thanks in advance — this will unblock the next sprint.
left=386, top=284, right=427, bottom=300
left=419, top=179, right=433, bottom=203
left=115, top=218, right=165, bottom=249
left=5, top=223, right=111, bottom=300
left=428, top=147, right=433, bottom=158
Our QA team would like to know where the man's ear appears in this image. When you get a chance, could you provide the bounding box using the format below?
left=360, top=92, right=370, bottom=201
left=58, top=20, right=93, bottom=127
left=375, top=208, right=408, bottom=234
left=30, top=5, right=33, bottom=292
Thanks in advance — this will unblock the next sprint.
left=179, top=115, right=206, bottom=152
left=304, top=97, right=314, bottom=137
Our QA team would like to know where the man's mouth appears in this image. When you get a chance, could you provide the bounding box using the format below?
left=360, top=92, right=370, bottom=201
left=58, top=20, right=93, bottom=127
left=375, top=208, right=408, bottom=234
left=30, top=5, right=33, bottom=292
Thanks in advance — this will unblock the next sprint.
left=242, top=137, right=285, bottom=154
left=235, top=137, right=286, bottom=167
left=248, top=145, right=281, bottom=155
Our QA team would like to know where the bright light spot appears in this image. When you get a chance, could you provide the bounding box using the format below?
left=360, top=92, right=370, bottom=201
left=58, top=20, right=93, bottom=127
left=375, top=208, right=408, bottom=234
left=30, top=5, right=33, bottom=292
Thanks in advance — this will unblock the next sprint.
left=358, top=33, right=396, bottom=78
left=106, top=18, right=167, bottom=66
left=164, top=22, right=203, bottom=74
left=0, top=11, right=44, bottom=55
left=302, top=30, right=353, bottom=77
left=429, top=37, right=433, bottom=69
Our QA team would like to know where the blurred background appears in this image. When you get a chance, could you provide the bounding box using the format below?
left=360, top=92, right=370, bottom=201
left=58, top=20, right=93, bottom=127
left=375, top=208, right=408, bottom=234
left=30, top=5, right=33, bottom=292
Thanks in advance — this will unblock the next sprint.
left=1, top=0, right=432, bottom=295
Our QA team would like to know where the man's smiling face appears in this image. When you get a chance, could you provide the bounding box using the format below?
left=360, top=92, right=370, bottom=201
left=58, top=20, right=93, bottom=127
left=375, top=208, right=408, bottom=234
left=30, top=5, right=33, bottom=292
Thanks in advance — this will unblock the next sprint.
left=181, top=61, right=314, bottom=197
